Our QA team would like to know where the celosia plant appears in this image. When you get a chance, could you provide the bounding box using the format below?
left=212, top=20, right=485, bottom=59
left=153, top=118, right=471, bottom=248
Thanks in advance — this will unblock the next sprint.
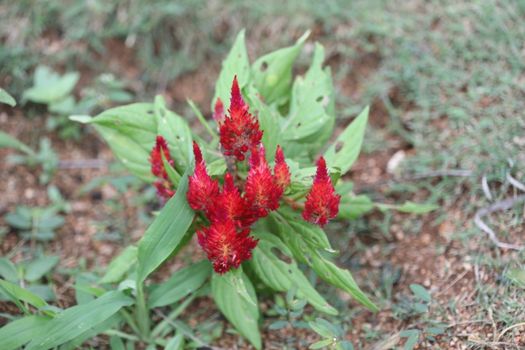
left=70, top=30, right=382, bottom=349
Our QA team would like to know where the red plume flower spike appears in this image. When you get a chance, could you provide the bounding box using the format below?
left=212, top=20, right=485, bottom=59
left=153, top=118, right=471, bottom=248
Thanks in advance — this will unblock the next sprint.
left=273, top=145, right=291, bottom=193
left=244, top=145, right=282, bottom=219
left=218, top=76, right=263, bottom=161
left=197, top=220, right=258, bottom=274
left=212, top=98, right=225, bottom=124
left=150, top=136, right=176, bottom=200
left=150, top=136, right=174, bottom=179
left=187, top=142, right=220, bottom=212
left=208, top=173, right=249, bottom=226
left=302, top=157, right=341, bottom=227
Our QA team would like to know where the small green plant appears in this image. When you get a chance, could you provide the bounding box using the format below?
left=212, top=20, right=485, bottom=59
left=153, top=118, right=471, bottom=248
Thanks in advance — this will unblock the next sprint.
left=22, top=66, right=133, bottom=139
left=393, top=284, right=447, bottom=349
left=5, top=203, right=65, bottom=243
left=309, top=318, right=354, bottom=350
left=0, top=255, right=59, bottom=304
left=267, top=288, right=309, bottom=331
left=5, top=137, right=59, bottom=184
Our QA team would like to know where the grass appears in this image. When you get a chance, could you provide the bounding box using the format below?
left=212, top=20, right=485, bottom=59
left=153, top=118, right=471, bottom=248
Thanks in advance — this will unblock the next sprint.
left=1, top=0, right=524, bottom=348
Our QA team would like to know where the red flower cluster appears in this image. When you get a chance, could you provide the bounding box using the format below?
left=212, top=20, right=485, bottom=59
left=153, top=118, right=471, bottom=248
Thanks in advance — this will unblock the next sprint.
left=217, top=76, right=263, bottom=161
left=302, top=157, right=341, bottom=227
left=150, top=136, right=175, bottom=200
left=188, top=142, right=290, bottom=273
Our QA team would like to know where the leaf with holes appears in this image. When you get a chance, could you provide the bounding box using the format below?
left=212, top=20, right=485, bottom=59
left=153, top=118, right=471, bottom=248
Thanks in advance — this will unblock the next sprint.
left=249, top=232, right=337, bottom=315
left=213, top=29, right=250, bottom=110
left=270, top=214, right=378, bottom=312
left=251, top=31, right=309, bottom=105
left=284, top=44, right=335, bottom=144
left=211, top=269, right=261, bottom=350
left=324, top=106, right=369, bottom=175
left=247, top=88, right=282, bottom=161
left=80, top=103, right=157, bottom=182
left=154, top=96, right=193, bottom=170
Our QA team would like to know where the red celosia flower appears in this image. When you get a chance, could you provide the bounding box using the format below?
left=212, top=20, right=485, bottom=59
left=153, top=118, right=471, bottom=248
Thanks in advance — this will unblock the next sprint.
left=208, top=173, right=249, bottom=226
left=197, top=220, right=258, bottom=274
left=150, top=136, right=174, bottom=180
left=213, top=98, right=225, bottom=124
left=273, top=145, right=291, bottom=193
left=187, top=142, right=220, bottom=212
left=302, top=157, right=341, bottom=227
left=154, top=180, right=175, bottom=200
left=219, top=76, right=263, bottom=161
left=150, top=136, right=176, bottom=200
left=244, top=146, right=282, bottom=219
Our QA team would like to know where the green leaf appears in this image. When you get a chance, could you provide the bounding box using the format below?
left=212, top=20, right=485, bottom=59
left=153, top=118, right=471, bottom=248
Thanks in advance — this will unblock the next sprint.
left=0, top=279, right=47, bottom=309
left=271, top=213, right=378, bottom=312
left=0, top=131, right=34, bottom=155
left=88, top=103, right=157, bottom=182
left=324, top=106, right=369, bottom=175
left=60, top=314, right=121, bottom=350
left=211, top=269, right=261, bottom=350
left=251, top=31, right=309, bottom=105
left=0, top=258, right=19, bottom=283
left=400, top=329, right=420, bottom=350
left=25, top=291, right=133, bottom=350
left=0, top=88, right=16, bottom=106
left=25, top=255, right=60, bottom=282
left=23, top=66, right=79, bottom=104
left=247, top=90, right=282, bottom=160
left=284, top=44, right=335, bottom=143
left=110, top=335, right=126, bottom=350
left=309, top=318, right=336, bottom=338
left=148, top=260, right=211, bottom=308
left=249, top=232, right=337, bottom=315
left=377, top=201, right=439, bottom=214
left=213, top=29, right=250, bottom=109
left=154, top=95, right=193, bottom=170
left=136, top=171, right=194, bottom=284
left=309, top=252, right=378, bottom=312
left=165, top=333, right=185, bottom=350
left=0, top=315, right=50, bottom=350
left=338, top=195, right=374, bottom=220
left=99, top=245, right=138, bottom=284
left=410, top=284, right=431, bottom=303
left=310, top=338, right=333, bottom=349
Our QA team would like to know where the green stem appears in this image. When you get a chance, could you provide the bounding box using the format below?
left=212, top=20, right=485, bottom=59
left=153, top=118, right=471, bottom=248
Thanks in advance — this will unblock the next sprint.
left=120, top=309, right=141, bottom=336
left=136, top=283, right=150, bottom=340
left=151, top=294, right=196, bottom=337
left=187, top=99, right=218, bottom=142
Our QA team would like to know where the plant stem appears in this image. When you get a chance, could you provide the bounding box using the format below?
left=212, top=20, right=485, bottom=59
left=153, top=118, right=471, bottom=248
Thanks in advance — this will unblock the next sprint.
left=136, top=282, right=150, bottom=340
left=188, top=99, right=218, bottom=142
left=151, top=294, right=196, bottom=337
left=120, top=309, right=141, bottom=336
